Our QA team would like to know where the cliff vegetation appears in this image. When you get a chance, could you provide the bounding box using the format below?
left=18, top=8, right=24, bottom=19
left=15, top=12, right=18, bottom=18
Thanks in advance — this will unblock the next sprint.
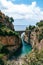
left=0, top=11, right=21, bottom=65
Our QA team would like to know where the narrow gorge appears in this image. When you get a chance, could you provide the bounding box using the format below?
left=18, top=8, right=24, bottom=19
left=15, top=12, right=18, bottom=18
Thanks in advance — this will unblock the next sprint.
left=0, top=11, right=43, bottom=65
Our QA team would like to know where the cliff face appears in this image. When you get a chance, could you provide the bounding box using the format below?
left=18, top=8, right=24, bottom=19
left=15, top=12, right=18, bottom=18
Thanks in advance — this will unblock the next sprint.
left=0, top=11, right=14, bottom=30
left=30, top=31, right=39, bottom=47
left=0, top=36, right=20, bottom=45
left=30, top=27, right=43, bottom=50
left=0, top=36, right=21, bottom=53
left=24, top=24, right=43, bottom=50
left=0, top=11, right=22, bottom=55
left=24, top=30, right=43, bottom=49
left=23, top=30, right=31, bottom=44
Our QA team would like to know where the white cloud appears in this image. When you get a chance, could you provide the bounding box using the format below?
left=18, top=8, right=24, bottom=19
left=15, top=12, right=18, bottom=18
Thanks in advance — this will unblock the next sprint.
left=0, top=0, right=43, bottom=24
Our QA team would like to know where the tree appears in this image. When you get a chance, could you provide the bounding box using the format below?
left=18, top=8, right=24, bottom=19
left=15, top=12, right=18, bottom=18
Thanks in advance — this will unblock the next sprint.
left=9, top=17, right=14, bottom=23
left=29, top=25, right=32, bottom=30
left=26, top=27, right=29, bottom=30
left=36, top=20, right=43, bottom=27
left=29, top=25, right=35, bottom=31
left=35, top=27, right=39, bottom=32
left=5, top=16, right=9, bottom=22
left=0, top=59, right=4, bottom=65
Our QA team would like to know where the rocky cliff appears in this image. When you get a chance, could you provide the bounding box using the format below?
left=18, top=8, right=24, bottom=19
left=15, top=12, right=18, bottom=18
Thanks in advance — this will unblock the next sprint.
left=24, top=29, right=43, bottom=50
left=0, top=11, right=22, bottom=56
left=23, top=21, right=43, bottom=50
left=23, top=30, right=31, bottom=44
left=0, top=10, right=14, bottom=30
left=0, top=36, right=21, bottom=53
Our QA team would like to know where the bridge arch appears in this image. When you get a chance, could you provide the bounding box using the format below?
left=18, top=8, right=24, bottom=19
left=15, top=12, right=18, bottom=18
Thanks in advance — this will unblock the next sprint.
left=15, top=31, right=26, bottom=36
left=15, top=30, right=31, bottom=43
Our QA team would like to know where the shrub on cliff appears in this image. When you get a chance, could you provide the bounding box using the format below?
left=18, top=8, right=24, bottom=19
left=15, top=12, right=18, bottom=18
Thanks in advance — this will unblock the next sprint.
left=0, top=11, right=14, bottom=30
left=0, top=59, right=4, bottom=65
left=38, top=32, right=43, bottom=42
left=1, top=46, right=9, bottom=54
left=29, top=25, right=35, bottom=31
left=0, top=11, right=20, bottom=37
left=0, top=53, right=5, bottom=65
left=26, top=25, right=35, bottom=31
left=0, top=42, right=4, bottom=52
left=36, top=20, right=43, bottom=27
left=0, top=15, right=2, bottom=19
left=22, top=48, right=43, bottom=65
left=9, top=17, right=14, bottom=23
left=5, top=16, right=14, bottom=23
left=24, top=20, right=43, bottom=65
left=0, top=25, right=19, bottom=36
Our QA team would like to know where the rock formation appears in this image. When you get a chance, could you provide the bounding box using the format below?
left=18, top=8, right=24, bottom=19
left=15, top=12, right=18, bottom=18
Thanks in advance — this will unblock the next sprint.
left=23, top=21, right=43, bottom=50
left=0, top=10, right=14, bottom=30
left=0, top=11, right=22, bottom=56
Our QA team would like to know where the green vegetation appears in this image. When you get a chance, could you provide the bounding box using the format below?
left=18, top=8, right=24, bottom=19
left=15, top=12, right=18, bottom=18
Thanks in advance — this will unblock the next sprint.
left=0, top=11, right=20, bottom=37
left=0, top=59, right=4, bottom=65
left=26, top=20, right=43, bottom=42
left=5, top=16, right=14, bottom=23
left=0, top=42, right=4, bottom=52
left=26, top=25, right=35, bottom=31
left=0, top=15, right=2, bottom=19
left=36, top=20, right=43, bottom=27
left=0, top=11, right=43, bottom=65
left=0, top=23, right=19, bottom=37
left=9, top=17, right=14, bottom=23
left=21, top=48, right=43, bottom=65
left=23, top=20, right=43, bottom=65
left=0, top=11, right=20, bottom=65
left=29, top=25, right=35, bottom=30
left=0, top=43, right=9, bottom=59
left=0, top=54, right=5, bottom=59
left=38, top=31, right=43, bottom=42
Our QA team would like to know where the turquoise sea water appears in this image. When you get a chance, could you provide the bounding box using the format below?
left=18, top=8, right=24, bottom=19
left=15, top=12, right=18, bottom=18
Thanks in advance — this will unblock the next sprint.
left=10, top=33, right=32, bottom=59
left=13, top=40, right=32, bottom=58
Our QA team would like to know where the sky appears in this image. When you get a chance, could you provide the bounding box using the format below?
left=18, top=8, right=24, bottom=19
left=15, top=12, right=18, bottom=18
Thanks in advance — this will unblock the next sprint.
left=0, top=0, right=43, bottom=30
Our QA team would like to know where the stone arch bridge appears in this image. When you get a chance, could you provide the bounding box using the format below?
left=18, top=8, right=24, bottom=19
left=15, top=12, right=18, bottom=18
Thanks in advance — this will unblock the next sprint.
left=15, top=31, right=25, bottom=36
left=15, top=30, right=31, bottom=36
left=15, top=30, right=31, bottom=43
